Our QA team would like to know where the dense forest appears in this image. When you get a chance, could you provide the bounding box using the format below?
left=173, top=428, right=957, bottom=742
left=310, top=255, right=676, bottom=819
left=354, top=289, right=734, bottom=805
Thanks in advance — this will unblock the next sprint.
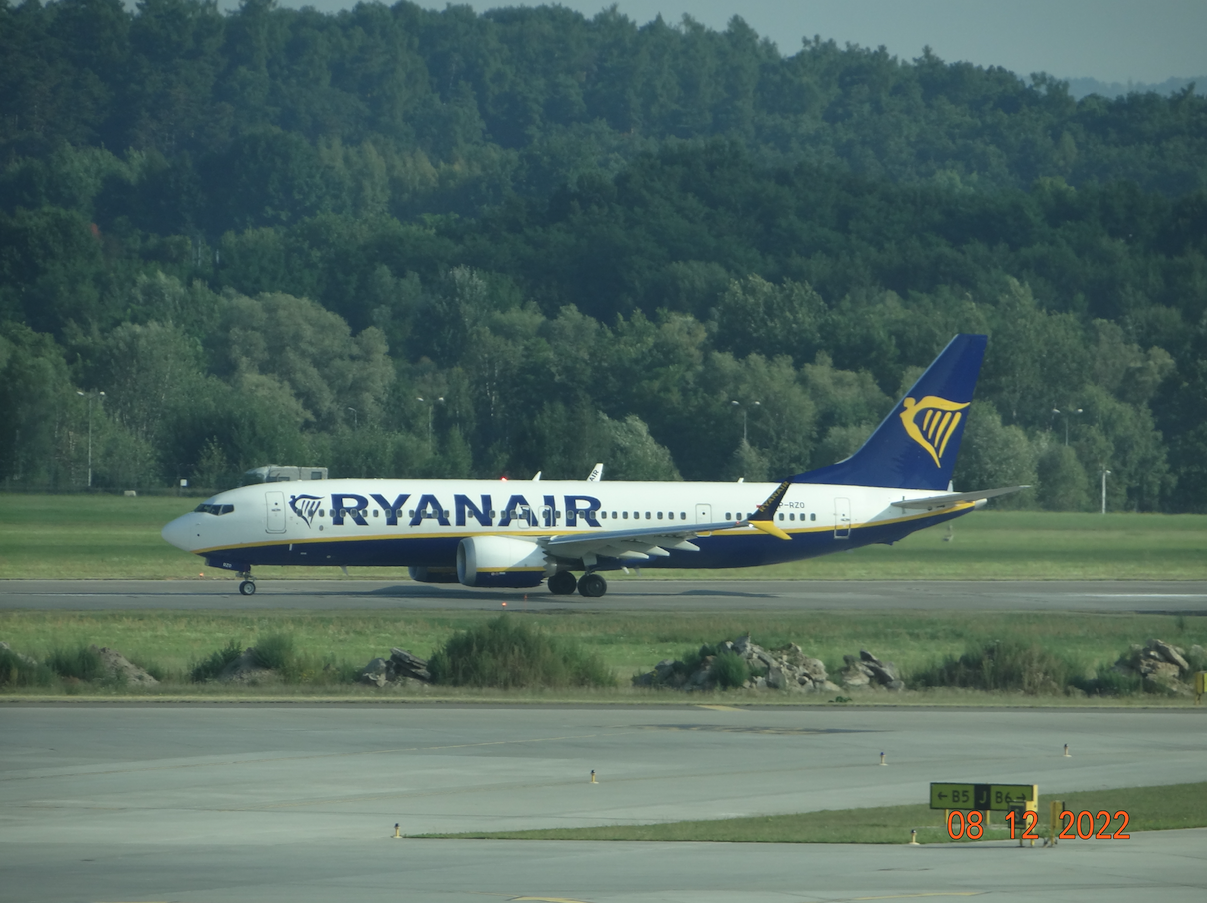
left=1, top=0, right=1206, bottom=511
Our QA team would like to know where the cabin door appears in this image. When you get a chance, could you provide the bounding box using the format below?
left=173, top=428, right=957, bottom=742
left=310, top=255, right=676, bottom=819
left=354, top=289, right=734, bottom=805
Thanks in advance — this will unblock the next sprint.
left=265, top=491, right=287, bottom=533
left=833, top=498, right=851, bottom=539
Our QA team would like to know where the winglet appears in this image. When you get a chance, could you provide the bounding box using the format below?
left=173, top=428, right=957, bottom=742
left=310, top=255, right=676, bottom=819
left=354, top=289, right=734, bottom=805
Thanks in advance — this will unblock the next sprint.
left=745, top=480, right=793, bottom=541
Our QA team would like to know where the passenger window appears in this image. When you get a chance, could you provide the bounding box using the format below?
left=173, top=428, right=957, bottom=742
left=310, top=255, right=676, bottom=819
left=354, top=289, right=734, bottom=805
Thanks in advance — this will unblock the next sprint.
left=623, top=511, right=629, bottom=519
left=645, top=512, right=651, bottom=519
left=611, top=511, right=617, bottom=519
left=657, top=512, right=663, bottom=519
left=725, top=512, right=731, bottom=520
left=408, top=510, right=415, bottom=517
left=681, top=512, right=686, bottom=519
left=373, top=510, right=379, bottom=518
left=810, top=513, right=816, bottom=521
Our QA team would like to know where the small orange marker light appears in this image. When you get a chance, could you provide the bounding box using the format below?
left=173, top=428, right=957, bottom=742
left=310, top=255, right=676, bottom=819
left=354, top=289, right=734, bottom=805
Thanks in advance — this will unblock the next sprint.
left=502, top=601, right=507, bottom=607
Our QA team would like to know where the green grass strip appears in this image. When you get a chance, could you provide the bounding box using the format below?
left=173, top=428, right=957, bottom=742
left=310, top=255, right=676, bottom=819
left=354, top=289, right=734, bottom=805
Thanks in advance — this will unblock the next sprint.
left=422, top=782, right=1207, bottom=844
left=3, top=609, right=1206, bottom=697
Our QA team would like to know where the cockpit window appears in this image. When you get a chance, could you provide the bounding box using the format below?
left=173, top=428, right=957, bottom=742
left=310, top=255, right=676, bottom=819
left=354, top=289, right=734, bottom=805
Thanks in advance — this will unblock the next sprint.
left=194, top=503, right=235, bottom=515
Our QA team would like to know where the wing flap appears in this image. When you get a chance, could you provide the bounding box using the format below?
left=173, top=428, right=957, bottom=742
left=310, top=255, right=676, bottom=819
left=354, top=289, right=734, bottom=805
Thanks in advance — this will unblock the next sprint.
left=891, top=485, right=1029, bottom=509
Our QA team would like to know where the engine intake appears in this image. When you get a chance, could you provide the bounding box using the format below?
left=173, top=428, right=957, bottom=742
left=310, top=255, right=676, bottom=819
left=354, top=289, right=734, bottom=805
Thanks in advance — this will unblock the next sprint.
left=456, top=536, right=549, bottom=588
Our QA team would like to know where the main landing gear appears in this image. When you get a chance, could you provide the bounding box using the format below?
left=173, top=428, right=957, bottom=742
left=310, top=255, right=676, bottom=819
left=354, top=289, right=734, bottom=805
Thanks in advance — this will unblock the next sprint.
left=238, top=570, right=256, bottom=596
left=547, top=570, right=577, bottom=595
left=577, top=573, right=607, bottom=598
left=546, top=570, right=609, bottom=598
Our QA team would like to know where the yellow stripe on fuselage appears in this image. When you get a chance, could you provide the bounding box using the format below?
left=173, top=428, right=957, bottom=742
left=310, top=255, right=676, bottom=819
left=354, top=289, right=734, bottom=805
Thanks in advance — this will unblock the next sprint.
left=192, top=503, right=975, bottom=556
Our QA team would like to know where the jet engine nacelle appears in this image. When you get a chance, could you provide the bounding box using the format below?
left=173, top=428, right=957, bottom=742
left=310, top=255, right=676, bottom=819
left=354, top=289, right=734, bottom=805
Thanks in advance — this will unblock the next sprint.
left=408, top=566, right=459, bottom=584
left=456, top=536, right=548, bottom=588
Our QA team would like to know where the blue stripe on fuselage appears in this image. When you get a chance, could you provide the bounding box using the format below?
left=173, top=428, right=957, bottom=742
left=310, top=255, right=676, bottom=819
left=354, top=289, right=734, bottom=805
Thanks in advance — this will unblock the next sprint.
left=198, top=507, right=970, bottom=572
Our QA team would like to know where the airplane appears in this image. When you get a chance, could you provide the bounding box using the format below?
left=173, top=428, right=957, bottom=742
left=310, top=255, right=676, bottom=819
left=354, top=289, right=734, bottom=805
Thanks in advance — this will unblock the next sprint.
left=162, top=334, right=1024, bottom=597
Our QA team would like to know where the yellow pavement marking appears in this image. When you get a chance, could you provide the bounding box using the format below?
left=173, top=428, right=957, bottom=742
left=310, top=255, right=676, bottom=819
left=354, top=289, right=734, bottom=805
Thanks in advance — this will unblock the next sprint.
left=696, top=704, right=742, bottom=711
left=512, top=898, right=594, bottom=903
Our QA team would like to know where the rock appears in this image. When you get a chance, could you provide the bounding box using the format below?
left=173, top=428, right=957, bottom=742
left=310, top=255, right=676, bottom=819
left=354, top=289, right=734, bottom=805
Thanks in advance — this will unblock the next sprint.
left=839, top=649, right=903, bottom=690
left=774, top=643, right=807, bottom=667
left=388, top=648, right=431, bottom=682
left=357, top=649, right=433, bottom=687
left=361, top=657, right=390, bottom=687
left=89, top=645, right=158, bottom=686
left=840, top=668, right=871, bottom=688
left=1140, top=660, right=1181, bottom=685
left=631, top=635, right=892, bottom=695
left=1147, top=639, right=1189, bottom=674
left=799, top=656, right=828, bottom=681
left=766, top=666, right=787, bottom=690
left=865, top=660, right=899, bottom=684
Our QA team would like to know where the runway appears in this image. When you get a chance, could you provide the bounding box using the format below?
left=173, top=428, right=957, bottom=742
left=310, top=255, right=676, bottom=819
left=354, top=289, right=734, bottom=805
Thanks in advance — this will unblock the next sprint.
left=1, top=704, right=1204, bottom=902
left=4, top=577, right=1207, bottom=612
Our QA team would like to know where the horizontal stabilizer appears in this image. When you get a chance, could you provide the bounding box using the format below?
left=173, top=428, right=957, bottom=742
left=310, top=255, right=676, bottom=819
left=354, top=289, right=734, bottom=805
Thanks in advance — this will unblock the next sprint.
left=892, top=486, right=1029, bottom=510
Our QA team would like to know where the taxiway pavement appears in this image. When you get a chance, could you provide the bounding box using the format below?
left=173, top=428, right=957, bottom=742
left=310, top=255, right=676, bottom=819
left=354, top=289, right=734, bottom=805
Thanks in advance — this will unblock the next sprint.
left=1, top=705, right=1204, bottom=902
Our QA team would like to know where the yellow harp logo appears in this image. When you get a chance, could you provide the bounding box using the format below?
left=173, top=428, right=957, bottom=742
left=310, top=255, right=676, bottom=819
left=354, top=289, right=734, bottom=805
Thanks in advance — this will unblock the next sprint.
left=899, top=396, right=970, bottom=467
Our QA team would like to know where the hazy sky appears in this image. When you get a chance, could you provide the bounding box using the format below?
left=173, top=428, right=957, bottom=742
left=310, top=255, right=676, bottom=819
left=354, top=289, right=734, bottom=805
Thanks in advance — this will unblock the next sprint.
left=224, top=0, right=1207, bottom=85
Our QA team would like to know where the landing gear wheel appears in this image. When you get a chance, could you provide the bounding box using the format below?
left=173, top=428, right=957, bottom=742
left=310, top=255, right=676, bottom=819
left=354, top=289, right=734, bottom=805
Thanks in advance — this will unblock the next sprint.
left=239, top=580, right=256, bottom=596
left=548, top=571, right=577, bottom=595
left=577, top=573, right=607, bottom=598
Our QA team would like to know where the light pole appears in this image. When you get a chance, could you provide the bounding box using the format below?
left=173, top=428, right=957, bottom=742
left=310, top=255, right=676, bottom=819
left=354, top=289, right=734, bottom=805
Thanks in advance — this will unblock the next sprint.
left=1052, top=407, right=1082, bottom=446
left=417, top=396, right=444, bottom=451
left=1100, top=467, right=1111, bottom=515
left=76, top=389, right=105, bottom=488
left=347, top=407, right=358, bottom=430
left=730, top=400, right=760, bottom=443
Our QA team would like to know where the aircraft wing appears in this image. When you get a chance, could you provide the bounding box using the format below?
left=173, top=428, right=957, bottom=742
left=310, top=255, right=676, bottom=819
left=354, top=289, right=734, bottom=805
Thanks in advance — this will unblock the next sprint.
left=539, top=479, right=796, bottom=562
left=891, top=485, right=1029, bottom=510
left=540, top=519, right=741, bottom=561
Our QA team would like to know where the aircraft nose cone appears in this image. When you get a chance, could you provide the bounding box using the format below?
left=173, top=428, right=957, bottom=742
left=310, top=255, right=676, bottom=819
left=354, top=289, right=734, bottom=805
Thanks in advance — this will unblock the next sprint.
left=161, top=515, right=197, bottom=551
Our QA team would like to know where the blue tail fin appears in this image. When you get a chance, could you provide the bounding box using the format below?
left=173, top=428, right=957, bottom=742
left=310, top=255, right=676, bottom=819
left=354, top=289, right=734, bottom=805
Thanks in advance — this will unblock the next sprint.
left=793, top=334, right=988, bottom=491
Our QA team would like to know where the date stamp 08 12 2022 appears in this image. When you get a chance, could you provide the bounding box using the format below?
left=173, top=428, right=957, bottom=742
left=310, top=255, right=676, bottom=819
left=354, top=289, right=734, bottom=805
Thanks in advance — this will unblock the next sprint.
left=945, top=808, right=1131, bottom=841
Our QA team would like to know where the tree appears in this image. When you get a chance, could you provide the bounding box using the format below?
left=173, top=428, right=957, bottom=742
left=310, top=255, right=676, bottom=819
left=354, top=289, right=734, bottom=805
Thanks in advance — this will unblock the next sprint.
left=952, top=402, right=1036, bottom=506
left=1037, top=444, right=1089, bottom=511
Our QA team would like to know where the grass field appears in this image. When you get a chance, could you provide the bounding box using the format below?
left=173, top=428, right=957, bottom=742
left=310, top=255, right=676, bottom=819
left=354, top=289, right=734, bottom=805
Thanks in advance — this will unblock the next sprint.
left=2, top=608, right=1204, bottom=702
left=1, top=493, right=1206, bottom=580
left=425, top=782, right=1207, bottom=844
